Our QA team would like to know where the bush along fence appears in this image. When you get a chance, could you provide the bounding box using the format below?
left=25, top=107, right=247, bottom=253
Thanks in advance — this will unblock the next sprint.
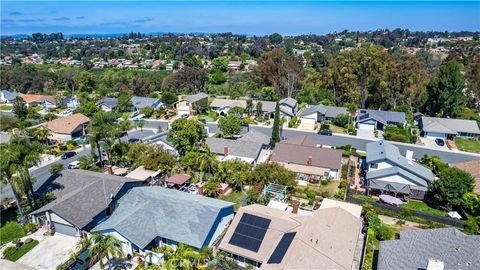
left=345, top=193, right=465, bottom=228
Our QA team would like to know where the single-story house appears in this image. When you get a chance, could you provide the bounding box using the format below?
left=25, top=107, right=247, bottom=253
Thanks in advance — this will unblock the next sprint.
left=252, top=100, right=277, bottom=119
left=378, top=228, right=480, bottom=270
left=453, top=160, right=480, bottom=194
left=63, top=97, right=80, bottom=109
left=31, top=170, right=143, bottom=237
left=44, top=113, right=90, bottom=142
left=0, top=90, right=19, bottom=104
left=205, top=130, right=271, bottom=165
left=270, top=136, right=343, bottom=181
left=93, top=187, right=234, bottom=257
left=297, top=104, right=347, bottom=123
left=418, top=116, right=480, bottom=140
left=356, top=109, right=406, bottom=131
left=364, top=140, right=434, bottom=200
left=96, top=97, right=118, bottom=112
left=218, top=204, right=363, bottom=270
left=131, top=96, right=163, bottom=111
left=20, top=94, right=56, bottom=110
left=279, top=97, right=298, bottom=117
left=175, top=92, right=208, bottom=116
left=210, top=98, right=247, bottom=116
left=150, top=131, right=177, bottom=153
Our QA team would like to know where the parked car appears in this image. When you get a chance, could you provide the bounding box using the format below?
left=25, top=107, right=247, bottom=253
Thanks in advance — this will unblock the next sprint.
left=68, top=161, right=80, bottom=169
left=435, top=138, right=445, bottom=146
left=128, top=138, right=141, bottom=143
left=61, top=151, right=76, bottom=160
left=318, top=129, right=333, bottom=136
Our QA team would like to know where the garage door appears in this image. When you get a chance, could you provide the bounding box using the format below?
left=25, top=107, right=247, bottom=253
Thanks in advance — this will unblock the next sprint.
left=53, top=222, right=77, bottom=236
left=426, top=132, right=446, bottom=139
left=359, top=123, right=375, bottom=130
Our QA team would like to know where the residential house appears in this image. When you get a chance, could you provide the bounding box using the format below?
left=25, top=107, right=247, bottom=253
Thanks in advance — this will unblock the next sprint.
left=270, top=136, right=343, bottom=181
left=278, top=97, right=298, bottom=121
left=210, top=98, right=247, bottom=116
left=356, top=109, right=406, bottom=131
left=297, top=104, right=347, bottom=123
left=378, top=228, right=480, bottom=270
left=44, top=113, right=90, bottom=142
left=453, top=160, right=480, bottom=194
left=205, top=130, right=271, bottom=165
left=418, top=116, right=480, bottom=140
left=175, top=92, right=208, bottom=116
left=96, top=97, right=118, bottom=112
left=62, top=97, right=80, bottom=109
left=131, top=96, right=163, bottom=112
left=364, top=140, right=434, bottom=200
left=253, top=100, right=276, bottom=119
left=151, top=131, right=177, bottom=153
left=20, top=94, right=56, bottom=110
left=93, top=187, right=234, bottom=259
left=0, top=90, right=19, bottom=104
left=30, top=170, right=143, bottom=237
left=217, top=204, right=363, bottom=270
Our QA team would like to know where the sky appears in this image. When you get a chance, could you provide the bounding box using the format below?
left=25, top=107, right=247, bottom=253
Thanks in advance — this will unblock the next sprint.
left=1, top=1, right=479, bottom=36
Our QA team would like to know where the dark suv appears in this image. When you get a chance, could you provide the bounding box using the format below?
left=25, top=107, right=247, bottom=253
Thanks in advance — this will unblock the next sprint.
left=318, top=129, right=333, bottom=136
left=61, top=151, right=76, bottom=160
left=435, top=138, right=445, bottom=146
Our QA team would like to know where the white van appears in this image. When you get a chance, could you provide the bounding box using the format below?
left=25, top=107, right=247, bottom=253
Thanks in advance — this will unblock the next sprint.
left=67, top=161, right=80, bottom=169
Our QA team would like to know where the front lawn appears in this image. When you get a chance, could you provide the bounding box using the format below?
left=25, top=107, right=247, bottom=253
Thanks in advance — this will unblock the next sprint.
left=0, top=221, right=25, bottom=244
left=329, top=123, right=346, bottom=134
left=383, top=125, right=413, bottom=143
left=455, top=138, right=480, bottom=153
left=400, top=200, right=447, bottom=217
left=0, top=104, right=13, bottom=110
left=197, top=110, right=219, bottom=122
left=2, top=239, right=39, bottom=261
left=352, top=194, right=378, bottom=204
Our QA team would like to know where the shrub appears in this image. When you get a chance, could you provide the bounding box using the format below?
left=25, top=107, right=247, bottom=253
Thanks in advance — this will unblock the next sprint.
left=463, top=216, right=480, bottom=235
left=22, top=223, right=36, bottom=234
left=377, top=224, right=394, bottom=240
left=320, top=123, right=330, bottom=130
left=320, top=180, right=329, bottom=186
left=389, top=134, right=408, bottom=143
left=288, top=115, right=298, bottom=128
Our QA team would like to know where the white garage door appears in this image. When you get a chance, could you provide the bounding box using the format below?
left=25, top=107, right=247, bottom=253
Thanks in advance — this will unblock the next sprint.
left=426, top=132, right=446, bottom=139
left=53, top=222, right=77, bottom=236
left=359, top=123, right=375, bottom=130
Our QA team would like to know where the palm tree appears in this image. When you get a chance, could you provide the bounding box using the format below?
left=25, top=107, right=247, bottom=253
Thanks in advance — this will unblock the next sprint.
left=198, top=145, right=218, bottom=177
left=88, top=233, right=124, bottom=270
left=33, top=127, right=51, bottom=145
left=159, top=244, right=197, bottom=270
left=0, top=143, right=27, bottom=219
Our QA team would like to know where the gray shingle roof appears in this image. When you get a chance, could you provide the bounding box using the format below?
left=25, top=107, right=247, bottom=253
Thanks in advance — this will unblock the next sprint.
left=254, top=100, right=276, bottom=113
left=0, top=90, right=20, bottom=101
left=97, top=97, right=118, bottom=109
left=366, top=141, right=434, bottom=182
left=297, top=104, right=348, bottom=118
left=279, top=97, right=297, bottom=108
left=131, top=96, right=162, bottom=110
left=210, top=98, right=247, bottom=109
left=93, top=187, right=234, bottom=249
left=238, top=130, right=271, bottom=146
left=357, top=109, right=406, bottom=125
left=206, top=137, right=263, bottom=160
left=420, top=116, right=480, bottom=135
left=378, top=228, right=480, bottom=270
left=184, top=92, right=208, bottom=103
left=367, top=167, right=428, bottom=190
left=32, top=170, right=141, bottom=229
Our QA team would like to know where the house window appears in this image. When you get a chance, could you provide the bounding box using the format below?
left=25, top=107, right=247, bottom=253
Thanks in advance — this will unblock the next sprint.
left=370, top=163, right=378, bottom=169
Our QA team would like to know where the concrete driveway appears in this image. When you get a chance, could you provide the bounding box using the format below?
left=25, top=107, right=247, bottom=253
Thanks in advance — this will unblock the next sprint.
left=17, top=233, right=78, bottom=270
left=420, top=137, right=449, bottom=150
left=356, top=128, right=375, bottom=139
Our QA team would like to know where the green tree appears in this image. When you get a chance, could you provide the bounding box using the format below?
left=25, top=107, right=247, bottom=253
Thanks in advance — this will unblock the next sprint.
left=462, top=193, right=480, bottom=216
left=75, top=101, right=100, bottom=117
left=250, top=162, right=296, bottom=188
left=135, top=119, right=146, bottom=131
left=76, top=71, right=96, bottom=93
left=418, top=155, right=448, bottom=175
left=332, top=114, right=350, bottom=129
left=161, top=91, right=178, bottom=107
left=32, top=127, right=51, bottom=145
left=88, top=111, right=120, bottom=164
left=115, top=93, right=133, bottom=113
left=269, top=33, right=283, bottom=45
left=218, top=159, right=251, bottom=190
left=12, top=97, right=28, bottom=120
left=88, top=233, right=124, bottom=270
left=423, top=61, right=465, bottom=117
left=218, top=114, right=243, bottom=138
left=260, top=86, right=278, bottom=101
left=167, top=119, right=206, bottom=156
left=431, top=167, right=474, bottom=208
left=271, top=102, right=280, bottom=144
left=463, top=216, right=479, bottom=235
left=48, top=163, right=64, bottom=174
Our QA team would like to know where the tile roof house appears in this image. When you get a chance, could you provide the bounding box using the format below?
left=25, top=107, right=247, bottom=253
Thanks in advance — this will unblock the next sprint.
left=356, top=109, right=406, bottom=131
left=365, top=140, right=434, bottom=199
left=93, top=187, right=234, bottom=256
left=176, top=92, right=208, bottom=116
left=131, top=96, right=163, bottom=111
left=218, top=204, right=363, bottom=270
left=44, top=113, right=90, bottom=142
left=419, top=116, right=480, bottom=140
left=31, top=170, right=143, bottom=236
left=96, top=97, right=118, bottom=112
left=270, top=136, right=343, bottom=181
left=0, top=90, right=20, bottom=104
left=20, top=94, right=56, bottom=110
left=378, top=228, right=480, bottom=270
left=297, top=104, right=348, bottom=122
left=453, top=160, right=480, bottom=193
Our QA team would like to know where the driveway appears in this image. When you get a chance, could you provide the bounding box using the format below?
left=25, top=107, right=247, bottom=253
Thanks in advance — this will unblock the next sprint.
left=420, top=137, right=449, bottom=151
left=356, top=128, right=375, bottom=139
left=17, top=233, right=78, bottom=270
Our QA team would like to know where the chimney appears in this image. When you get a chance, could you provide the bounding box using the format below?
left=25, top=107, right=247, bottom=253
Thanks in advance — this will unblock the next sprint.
left=197, top=186, right=204, bottom=195
left=292, top=201, right=300, bottom=214
left=107, top=165, right=113, bottom=175
left=223, top=146, right=228, bottom=157
left=307, top=156, right=312, bottom=166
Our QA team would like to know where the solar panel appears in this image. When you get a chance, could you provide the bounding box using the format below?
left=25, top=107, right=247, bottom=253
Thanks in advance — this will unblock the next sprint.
left=228, top=213, right=271, bottom=252
left=267, top=232, right=296, bottom=264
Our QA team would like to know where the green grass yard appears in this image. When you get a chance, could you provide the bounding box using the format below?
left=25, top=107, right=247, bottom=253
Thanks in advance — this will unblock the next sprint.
left=0, top=104, right=13, bottom=110
left=0, top=221, right=25, bottom=244
left=2, top=240, right=39, bottom=261
left=455, top=138, right=480, bottom=153
left=400, top=200, right=447, bottom=217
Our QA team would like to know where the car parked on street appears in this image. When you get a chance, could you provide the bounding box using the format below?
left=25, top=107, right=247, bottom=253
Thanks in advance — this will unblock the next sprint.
left=318, top=129, right=333, bottom=136
left=61, top=151, right=76, bottom=160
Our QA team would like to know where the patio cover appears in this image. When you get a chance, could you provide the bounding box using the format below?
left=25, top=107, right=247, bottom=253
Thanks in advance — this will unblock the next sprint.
left=165, top=174, right=191, bottom=185
left=125, top=166, right=158, bottom=181
left=369, top=179, right=411, bottom=194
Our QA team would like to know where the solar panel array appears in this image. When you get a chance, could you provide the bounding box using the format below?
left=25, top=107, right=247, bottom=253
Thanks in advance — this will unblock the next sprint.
left=229, top=213, right=271, bottom=252
left=267, top=232, right=296, bottom=264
